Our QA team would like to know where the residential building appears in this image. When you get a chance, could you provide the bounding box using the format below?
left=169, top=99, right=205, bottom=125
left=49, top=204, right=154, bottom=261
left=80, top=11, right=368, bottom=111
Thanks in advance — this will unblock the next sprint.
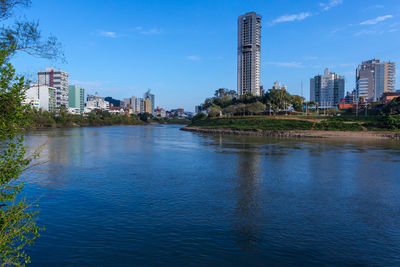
left=123, top=96, right=139, bottom=113
left=24, top=84, right=56, bottom=111
left=237, top=12, right=262, bottom=96
left=140, top=98, right=152, bottom=114
left=356, top=59, right=396, bottom=101
left=154, top=107, right=166, bottom=117
left=84, top=94, right=109, bottom=113
left=310, top=68, right=345, bottom=109
left=38, top=68, right=69, bottom=108
left=272, top=81, right=287, bottom=91
left=144, top=90, right=155, bottom=114
left=68, top=85, right=85, bottom=113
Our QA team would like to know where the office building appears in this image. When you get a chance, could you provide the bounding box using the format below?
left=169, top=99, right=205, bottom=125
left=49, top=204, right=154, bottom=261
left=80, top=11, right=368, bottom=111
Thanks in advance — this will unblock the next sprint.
left=68, top=85, right=85, bottom=113
left=310, top=68, right=345, bottom=109
left=144, top=90, right=155, bottom=114
left=237, top=12, right=262, bottom=96
left=38, top=68, right=69, bottom=108
left=24, top=84, right=56, bottom=111
left=356, top=59, right=396, bottom=101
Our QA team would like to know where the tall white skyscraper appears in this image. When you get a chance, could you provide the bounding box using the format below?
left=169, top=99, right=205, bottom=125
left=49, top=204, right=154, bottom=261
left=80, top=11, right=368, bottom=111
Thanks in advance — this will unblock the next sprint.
left=356, top=59, right=396, bottom=101
left=38, top=68, right=69, bottom=108
left=237, top=12, right=262, bottom=96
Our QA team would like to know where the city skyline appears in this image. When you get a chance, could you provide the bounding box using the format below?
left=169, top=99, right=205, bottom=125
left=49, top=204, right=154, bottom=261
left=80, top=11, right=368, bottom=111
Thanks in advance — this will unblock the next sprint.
left=8, top=0, right=400, bottom=111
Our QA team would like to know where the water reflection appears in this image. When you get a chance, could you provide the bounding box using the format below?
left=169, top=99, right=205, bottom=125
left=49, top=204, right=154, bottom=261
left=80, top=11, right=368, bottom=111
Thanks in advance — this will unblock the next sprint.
left=234, top=144, right=262, bottom=249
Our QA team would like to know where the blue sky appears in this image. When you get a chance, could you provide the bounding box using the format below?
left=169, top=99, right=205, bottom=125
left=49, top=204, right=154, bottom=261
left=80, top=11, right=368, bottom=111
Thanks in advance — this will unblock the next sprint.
left=9, top=0, right=400, bottom=111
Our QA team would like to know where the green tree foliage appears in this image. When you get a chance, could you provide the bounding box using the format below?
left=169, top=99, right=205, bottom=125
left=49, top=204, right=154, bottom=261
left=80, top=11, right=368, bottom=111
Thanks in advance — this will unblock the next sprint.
left=191, top=112, right=207, bottom=123
left=383, top=97, right=400, bottom=115
left=0, top=51, right=42, bottom=266
left=208, top=104, right=222, bottom=118
left=200, top=87, right=304, bottom=116
left=291, top=95, right=305, bottom=112
left=214, top=88, right=236, bottom=98
left=0, top=0, right=64, bottom=61
left=247, top=101, right=266, bottom=115
left=384, top=114, right=400, bottom=129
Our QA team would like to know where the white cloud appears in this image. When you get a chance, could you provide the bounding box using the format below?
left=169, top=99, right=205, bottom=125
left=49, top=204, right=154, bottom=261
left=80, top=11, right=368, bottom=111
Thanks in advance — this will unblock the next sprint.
left=267, top=61, right=304, bottom=68
left=187, top=55, right=201, bottom=61
left=320, top=0, right=343, bottom=11
left=360, top=15, right=393, bottom=25
left=99, top=31, right=118, bottom=38
left=271, top=12, right=311, bottom=25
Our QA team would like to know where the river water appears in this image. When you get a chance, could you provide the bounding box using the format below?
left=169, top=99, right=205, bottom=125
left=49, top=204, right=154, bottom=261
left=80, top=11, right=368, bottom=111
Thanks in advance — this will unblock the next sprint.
left=23, top=125, right=400, bottom=266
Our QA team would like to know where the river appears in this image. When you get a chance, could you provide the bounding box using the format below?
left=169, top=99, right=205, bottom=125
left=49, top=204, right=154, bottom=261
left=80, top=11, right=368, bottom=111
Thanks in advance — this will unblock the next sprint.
left=23, top=125, right=400, bottom=266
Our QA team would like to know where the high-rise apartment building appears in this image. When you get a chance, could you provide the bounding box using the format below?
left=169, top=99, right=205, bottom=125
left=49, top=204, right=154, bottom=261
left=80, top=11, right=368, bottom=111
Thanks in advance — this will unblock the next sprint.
left=143, top=90, right=155, bottom=114
left=139, top=98, right=152, bottom=114
left=124, top=96, right=139, bottom=113
left=68, top=85, right=85, bottom=113
left=237, top=12, right=262, bottom=96
left=310, top=68, right=345, bottom=109
left=356, top=59, right=396, bottom=101
left=38, top=68, right=69, bottom=108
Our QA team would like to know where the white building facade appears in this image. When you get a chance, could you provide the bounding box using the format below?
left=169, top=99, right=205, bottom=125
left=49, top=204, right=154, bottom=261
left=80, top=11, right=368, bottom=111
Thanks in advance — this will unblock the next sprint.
left=24, top=84, right=56, bottom=111
left=38, top=68, right=69, bottom=108
left=84, top=94, right=110, bottom=113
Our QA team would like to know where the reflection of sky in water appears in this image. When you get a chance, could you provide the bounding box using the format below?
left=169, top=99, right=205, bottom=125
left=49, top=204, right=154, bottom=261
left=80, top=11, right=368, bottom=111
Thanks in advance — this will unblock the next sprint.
left=22, top=125, right=400, bottom=266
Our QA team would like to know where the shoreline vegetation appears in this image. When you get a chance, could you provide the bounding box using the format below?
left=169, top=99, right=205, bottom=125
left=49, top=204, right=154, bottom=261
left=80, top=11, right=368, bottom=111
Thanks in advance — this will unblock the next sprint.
left=26, top=109, right=191, bottom=130
left=182, top=116, right=400, bottom=140
left=182, top=88, right=400, bottom=140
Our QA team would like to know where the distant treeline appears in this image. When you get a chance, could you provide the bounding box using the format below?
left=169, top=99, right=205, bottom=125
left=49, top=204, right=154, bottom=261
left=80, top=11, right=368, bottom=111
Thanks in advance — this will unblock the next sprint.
left=26, top=108, right=191, bottom=129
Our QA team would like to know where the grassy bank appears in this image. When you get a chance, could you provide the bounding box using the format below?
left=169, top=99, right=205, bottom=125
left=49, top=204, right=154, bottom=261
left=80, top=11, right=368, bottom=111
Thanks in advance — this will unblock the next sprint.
left=187, top=116, right=400, bottom=132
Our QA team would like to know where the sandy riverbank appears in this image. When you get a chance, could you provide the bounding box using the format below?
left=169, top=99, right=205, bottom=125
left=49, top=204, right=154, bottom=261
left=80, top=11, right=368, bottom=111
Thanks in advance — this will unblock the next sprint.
left=182, top=127, right=400, bottom=140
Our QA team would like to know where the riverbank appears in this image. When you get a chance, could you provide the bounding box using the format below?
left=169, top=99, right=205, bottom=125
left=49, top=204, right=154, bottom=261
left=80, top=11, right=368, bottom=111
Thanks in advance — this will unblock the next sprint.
left=26, top=109, right=190, bottom=130
left=182, top=127, right=400, bottom=140
left=183, top=116, right=400, bottom=140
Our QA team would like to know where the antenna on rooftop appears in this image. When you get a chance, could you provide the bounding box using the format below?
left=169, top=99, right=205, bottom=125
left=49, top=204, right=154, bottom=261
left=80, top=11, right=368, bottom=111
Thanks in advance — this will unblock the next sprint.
left=301, top=81, right=303, bottom=98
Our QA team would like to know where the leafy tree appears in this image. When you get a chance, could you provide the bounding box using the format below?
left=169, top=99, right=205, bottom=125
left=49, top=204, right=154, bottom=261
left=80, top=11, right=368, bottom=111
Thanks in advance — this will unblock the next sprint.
left=0, top=51, right=42, bottom=266
left=214, top=88, right=236, bottom=98
left=247, top=101, right=266, bottom=115
left=208, top=104, right=222, bottom=118
left=291, top=95, right=305, bottom=112
left=383, top=97, right=400, bottom=115
left=191, top=112, right=207, bottom=123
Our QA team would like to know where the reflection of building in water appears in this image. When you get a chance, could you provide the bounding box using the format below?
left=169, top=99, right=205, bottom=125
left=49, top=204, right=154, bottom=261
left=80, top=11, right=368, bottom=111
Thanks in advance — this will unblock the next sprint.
left=234, top=144, right=263, bottom=249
